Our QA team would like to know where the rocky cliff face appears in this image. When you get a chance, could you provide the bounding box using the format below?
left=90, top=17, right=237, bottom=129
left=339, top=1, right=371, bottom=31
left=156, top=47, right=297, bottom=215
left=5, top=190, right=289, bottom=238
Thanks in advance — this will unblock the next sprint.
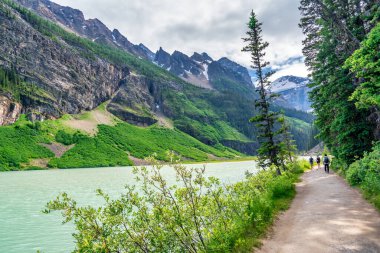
left=0, top=94, right=22, bottom=125
left=107, top=75, right=167, bottom=126
left=154, top=48, right=212, bottom=89
left=0, top=3, right=129, bottom=120
left=13, top=0, right=153, bottom=60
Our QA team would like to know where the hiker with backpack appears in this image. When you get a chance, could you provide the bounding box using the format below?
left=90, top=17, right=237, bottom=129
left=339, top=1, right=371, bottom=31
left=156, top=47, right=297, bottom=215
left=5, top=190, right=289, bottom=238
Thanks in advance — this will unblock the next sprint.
left=309, top=156, right=314, bottom=169
left=316, top=155, right=321, bottom=169
left=323, top=154, right=330, bottom=173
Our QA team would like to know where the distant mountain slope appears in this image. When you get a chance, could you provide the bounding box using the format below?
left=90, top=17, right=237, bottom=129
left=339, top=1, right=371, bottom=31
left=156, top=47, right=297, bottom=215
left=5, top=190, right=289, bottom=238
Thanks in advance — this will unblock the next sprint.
left=272, top=76, right=312, bottom=112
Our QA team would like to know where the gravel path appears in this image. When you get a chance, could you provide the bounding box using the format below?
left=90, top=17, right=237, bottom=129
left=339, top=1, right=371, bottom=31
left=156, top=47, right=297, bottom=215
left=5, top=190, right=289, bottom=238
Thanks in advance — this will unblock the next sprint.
left=256, top=168, right=380, bottom=253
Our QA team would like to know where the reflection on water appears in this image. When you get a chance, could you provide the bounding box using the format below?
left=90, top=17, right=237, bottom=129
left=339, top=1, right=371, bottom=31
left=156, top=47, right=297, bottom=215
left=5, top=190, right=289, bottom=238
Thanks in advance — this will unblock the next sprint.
left=0, top=160, right=257, bottom=253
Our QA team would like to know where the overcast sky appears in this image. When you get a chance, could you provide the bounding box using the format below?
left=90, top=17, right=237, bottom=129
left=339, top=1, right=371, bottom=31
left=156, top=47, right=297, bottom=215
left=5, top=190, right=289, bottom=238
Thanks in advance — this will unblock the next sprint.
left=54, top=0, right=308, bottom=79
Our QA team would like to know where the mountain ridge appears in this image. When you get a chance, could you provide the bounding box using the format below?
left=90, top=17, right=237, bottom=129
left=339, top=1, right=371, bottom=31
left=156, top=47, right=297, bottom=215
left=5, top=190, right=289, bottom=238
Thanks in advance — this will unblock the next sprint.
left=0, top=0, right=318, bottom=165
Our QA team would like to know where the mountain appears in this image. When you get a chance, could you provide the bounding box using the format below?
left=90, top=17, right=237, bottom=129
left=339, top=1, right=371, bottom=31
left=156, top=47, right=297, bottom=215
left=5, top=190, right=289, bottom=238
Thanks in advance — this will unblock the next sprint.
left=271, top=76, right=309, bottom=93
left=0, top=0, right=317, bottom=170
left=272, top=76, right=312, bottom=112
left=12, top=0, right=153, bottom=60
left=154, top=49, right=254, bottom=96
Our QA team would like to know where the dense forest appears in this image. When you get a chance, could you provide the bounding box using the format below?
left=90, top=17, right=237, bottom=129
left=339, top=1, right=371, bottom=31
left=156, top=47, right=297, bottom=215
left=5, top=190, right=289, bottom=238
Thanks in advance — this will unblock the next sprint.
left=299, top=0, right=380, bottom=208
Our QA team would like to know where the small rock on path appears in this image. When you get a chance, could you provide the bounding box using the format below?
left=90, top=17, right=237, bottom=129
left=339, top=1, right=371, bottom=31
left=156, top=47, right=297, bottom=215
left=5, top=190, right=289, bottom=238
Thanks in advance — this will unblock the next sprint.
left=256, top=168, right=380, bottom=253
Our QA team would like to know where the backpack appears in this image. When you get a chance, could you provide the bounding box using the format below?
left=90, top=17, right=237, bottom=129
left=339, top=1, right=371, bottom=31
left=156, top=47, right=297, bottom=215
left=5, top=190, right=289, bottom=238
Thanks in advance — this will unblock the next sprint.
left=323, top=156, right=330, bottom=164
left=316, top=157, right=321, bottom=163
left=309, top=157, right=314, bottom=163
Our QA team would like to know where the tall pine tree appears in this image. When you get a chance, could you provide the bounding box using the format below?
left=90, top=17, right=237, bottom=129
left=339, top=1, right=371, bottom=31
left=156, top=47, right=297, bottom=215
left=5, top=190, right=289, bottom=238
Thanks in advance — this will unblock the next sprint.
left=242, top=11, right=283, bottom=175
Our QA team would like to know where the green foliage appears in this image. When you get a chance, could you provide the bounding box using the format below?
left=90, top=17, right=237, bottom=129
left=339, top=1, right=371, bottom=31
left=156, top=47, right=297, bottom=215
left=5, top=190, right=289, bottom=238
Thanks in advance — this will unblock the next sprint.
left=345, top=22, right=380, bottom=109
left=49, top=122, right=238, bottom=169
left=272, top=105, right=315, bottom=124
left=242, top=11, right=295, bottom=174
left=299, top=0, right=378, bottom=163
left=0, top=123, right=54, bottom=171
left=0, top=114, right=238, bottom=171
left=55, top=130, right=85, bottom=146
left=44, top=157, right=305, bottom=252
left=336, top=144, right=380, bottom=210
left=285, top=117, right=319, bottom=151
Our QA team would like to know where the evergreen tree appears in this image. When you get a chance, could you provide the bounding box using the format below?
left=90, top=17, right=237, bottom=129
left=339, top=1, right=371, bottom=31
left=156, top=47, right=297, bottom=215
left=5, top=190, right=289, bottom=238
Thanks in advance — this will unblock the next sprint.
left=242, top=11, right=283, bottom=175
left=345, top=23, right=380, bottom=140
left=299, top=0, right=379, bottom=164
left=278, top=115, right=297, bottom=163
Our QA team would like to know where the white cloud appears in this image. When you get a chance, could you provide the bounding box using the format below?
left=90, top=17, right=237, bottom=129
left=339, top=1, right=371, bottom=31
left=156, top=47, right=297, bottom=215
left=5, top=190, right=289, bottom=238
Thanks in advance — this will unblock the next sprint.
left=53, top=0, right=308, bottom=77
left=271, top=63, right=309, bottom=80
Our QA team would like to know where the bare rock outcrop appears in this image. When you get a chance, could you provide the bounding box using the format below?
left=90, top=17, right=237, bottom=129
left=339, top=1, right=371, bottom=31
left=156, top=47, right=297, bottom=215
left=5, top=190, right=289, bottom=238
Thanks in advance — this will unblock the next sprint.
left=0, top=94, right=22, bottom=125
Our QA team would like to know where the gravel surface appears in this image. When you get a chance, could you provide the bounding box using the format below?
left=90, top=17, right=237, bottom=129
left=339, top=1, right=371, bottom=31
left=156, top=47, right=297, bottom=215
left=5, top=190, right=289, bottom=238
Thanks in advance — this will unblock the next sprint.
left=256, top=168, right=380, bottom=253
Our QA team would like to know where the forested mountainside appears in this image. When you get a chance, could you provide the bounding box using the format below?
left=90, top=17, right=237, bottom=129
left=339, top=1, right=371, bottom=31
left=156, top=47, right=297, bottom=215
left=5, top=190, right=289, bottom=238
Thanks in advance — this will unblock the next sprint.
left=0, top=0, right=317, bottom=170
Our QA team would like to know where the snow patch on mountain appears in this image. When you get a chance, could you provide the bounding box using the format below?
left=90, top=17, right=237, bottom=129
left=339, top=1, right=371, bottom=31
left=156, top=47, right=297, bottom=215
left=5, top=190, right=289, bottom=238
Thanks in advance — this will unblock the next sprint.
left=271, top=75, right=309, bottom=92
left=202, top=63, right=209, bottom=80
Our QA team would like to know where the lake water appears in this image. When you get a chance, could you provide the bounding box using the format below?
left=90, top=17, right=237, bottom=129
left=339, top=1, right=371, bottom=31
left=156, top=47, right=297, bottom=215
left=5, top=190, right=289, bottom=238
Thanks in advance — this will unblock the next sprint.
left=0, top=160, right=258, bottom=253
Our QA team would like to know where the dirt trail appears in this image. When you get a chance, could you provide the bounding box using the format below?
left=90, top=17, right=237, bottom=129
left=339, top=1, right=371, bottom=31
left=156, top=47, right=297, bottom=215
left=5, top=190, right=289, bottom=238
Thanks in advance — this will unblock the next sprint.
left=256, top=168, right=380, bottom=253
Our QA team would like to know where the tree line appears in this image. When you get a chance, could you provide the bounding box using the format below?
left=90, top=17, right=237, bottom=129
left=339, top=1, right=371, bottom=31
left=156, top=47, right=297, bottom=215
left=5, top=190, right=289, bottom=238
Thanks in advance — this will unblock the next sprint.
left=299, top=0, right=379, bottom=164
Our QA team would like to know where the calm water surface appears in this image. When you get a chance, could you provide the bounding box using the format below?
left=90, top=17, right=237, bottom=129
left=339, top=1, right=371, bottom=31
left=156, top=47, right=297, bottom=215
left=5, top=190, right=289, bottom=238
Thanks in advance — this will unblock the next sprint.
left=0, top=160, right=258, bottom=253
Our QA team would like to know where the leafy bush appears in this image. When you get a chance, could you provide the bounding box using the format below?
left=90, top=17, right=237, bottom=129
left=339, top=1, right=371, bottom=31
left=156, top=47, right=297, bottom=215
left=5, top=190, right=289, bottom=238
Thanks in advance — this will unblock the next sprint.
left=55, top=130, right=85, bottom=145
left=0, top=125, right=54, bottom=171
left=45, top=158, right=304, bottom=252
left=339, top=144, right=380, bottom=210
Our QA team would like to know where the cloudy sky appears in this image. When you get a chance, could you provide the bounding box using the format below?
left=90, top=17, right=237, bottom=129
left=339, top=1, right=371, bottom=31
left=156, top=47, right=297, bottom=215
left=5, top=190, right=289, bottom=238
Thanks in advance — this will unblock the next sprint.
left=54, top=0, right=308, bottom=79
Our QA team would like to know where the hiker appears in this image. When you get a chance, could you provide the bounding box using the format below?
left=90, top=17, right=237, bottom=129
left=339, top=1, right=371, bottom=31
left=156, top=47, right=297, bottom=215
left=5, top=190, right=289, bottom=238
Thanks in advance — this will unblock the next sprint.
left=323, top=154, right=330, bottom=173
left=316, top=155, right=321, bottom=169
left=309, top=156, right=314, bottom=169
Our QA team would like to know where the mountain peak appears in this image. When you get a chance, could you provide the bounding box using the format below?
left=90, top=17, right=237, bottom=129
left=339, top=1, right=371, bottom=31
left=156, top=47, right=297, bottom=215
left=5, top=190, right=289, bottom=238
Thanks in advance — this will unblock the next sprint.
left=154, top=47, right=171, bottom=68
left=172, top=50, right=187, bottom=57
left=201, top=53, right=213, bottom=62
left=191, top=52, right=213, bottom=63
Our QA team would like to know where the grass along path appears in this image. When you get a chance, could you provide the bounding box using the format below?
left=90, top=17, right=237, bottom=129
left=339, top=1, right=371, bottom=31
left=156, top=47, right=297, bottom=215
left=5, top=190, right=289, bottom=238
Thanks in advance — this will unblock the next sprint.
left=255, top=167, right=380, bottom=253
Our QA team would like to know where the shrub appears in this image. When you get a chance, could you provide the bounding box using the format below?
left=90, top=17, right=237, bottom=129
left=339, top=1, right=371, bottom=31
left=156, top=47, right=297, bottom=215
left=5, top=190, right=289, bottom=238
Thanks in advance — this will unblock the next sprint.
left=45, top=157, right=304, bottom=252
left=340, top=143, right=380, bottom=210
left=55, top=130, right=73, bottom=145
left=346, top=161, right=367, bottom=185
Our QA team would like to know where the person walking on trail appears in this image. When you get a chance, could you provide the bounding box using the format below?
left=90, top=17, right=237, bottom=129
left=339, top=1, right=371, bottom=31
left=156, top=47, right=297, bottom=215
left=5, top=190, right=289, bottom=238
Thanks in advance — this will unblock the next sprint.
left=323, top=154, right=330, bottom=173
left=309, top=156, right=314, bottom=169
left=316, top=155, right=321, bottom=169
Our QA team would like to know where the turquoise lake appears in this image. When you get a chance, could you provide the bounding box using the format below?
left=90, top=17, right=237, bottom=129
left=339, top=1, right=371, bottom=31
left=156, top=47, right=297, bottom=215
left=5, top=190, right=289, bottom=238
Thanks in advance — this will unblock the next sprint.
left=0, top=160, right=258, bottom=253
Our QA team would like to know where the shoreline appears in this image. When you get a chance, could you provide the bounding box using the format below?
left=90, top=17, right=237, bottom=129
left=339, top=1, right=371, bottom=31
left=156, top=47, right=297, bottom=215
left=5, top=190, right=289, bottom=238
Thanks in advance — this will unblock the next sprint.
left=2, top=157, right=258, bottom=173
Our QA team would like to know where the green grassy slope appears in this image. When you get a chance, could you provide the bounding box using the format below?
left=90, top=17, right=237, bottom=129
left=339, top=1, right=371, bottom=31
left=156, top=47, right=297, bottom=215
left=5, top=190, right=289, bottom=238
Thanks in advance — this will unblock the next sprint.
left=0, top=115, right=240, bottom=171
